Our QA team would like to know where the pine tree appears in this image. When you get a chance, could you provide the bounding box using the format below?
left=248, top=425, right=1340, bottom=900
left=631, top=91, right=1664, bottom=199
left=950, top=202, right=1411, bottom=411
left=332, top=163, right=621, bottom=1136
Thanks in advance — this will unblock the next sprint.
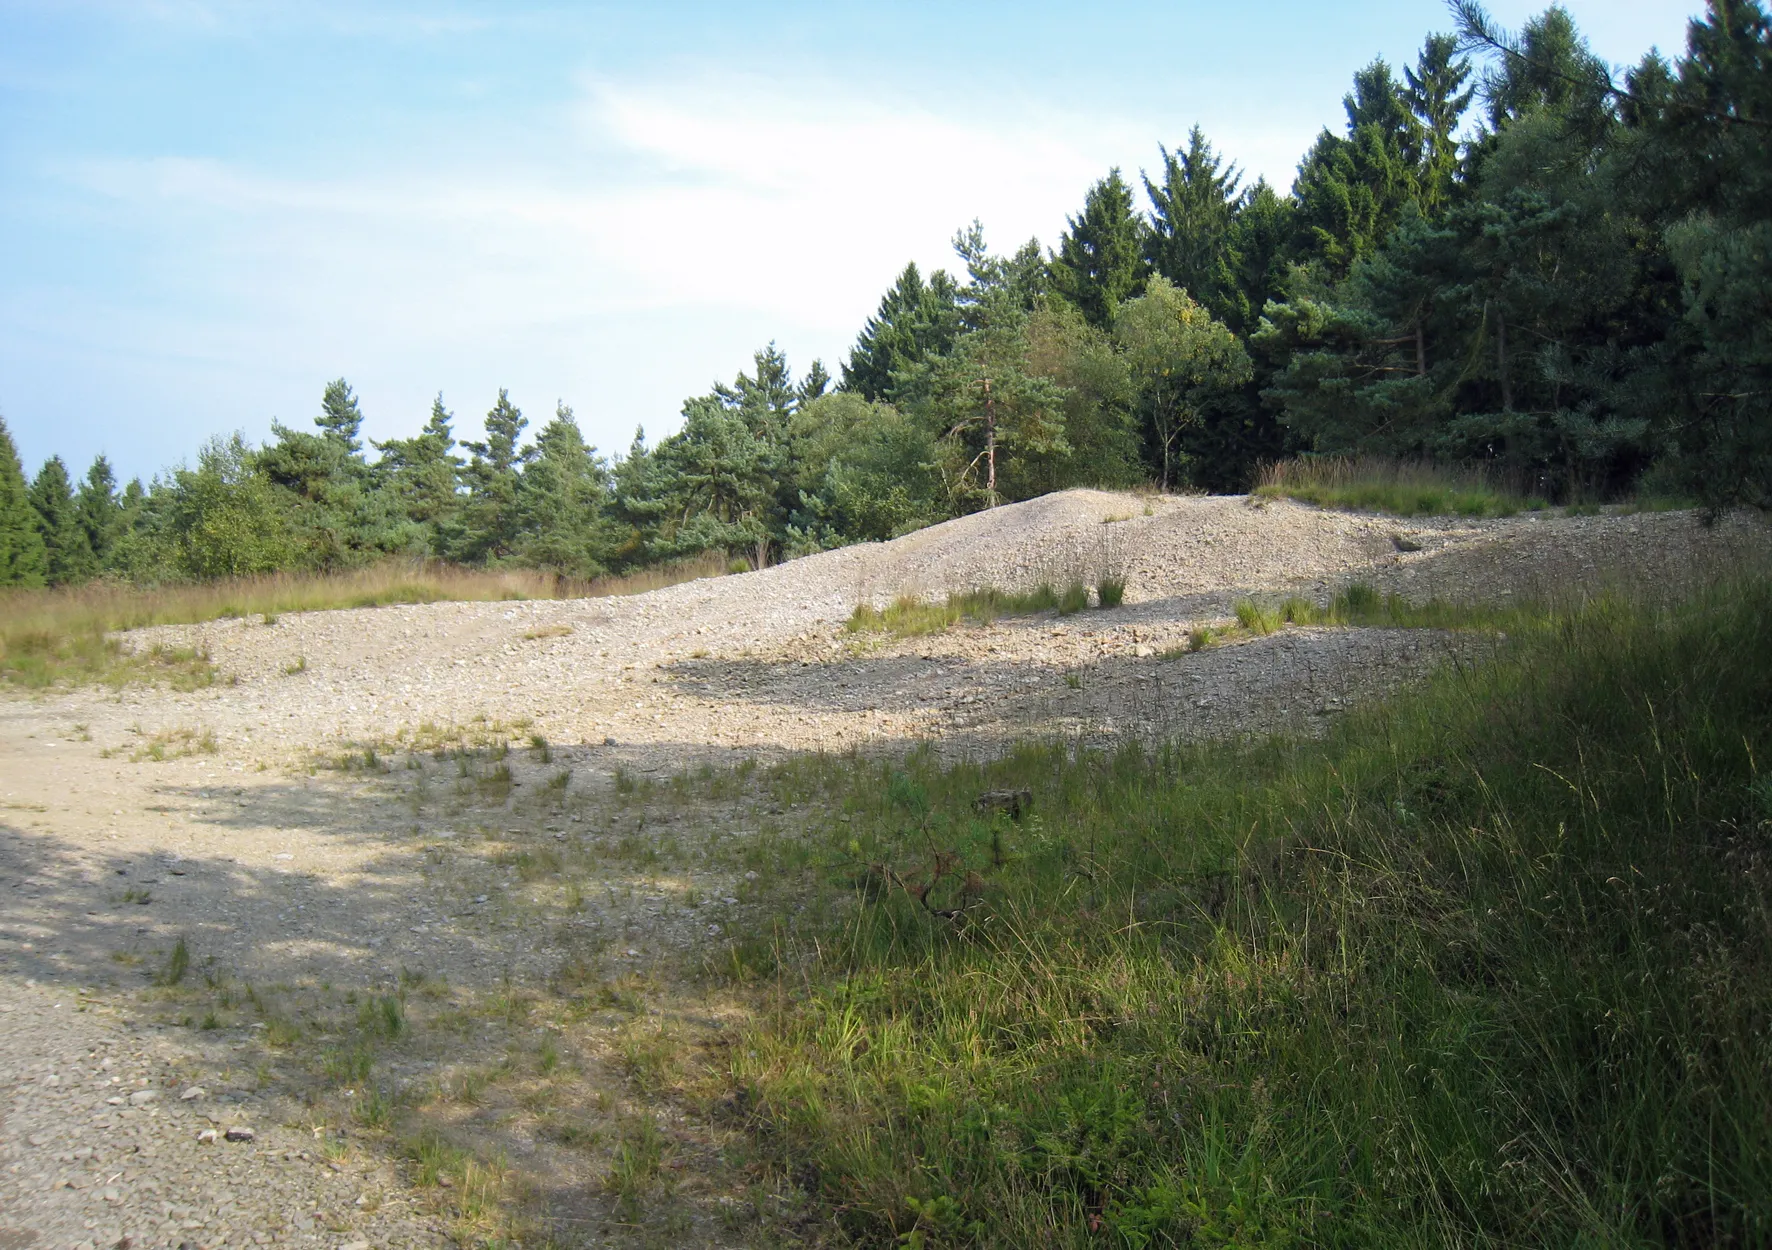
left=316, top=377, right=366, bottom=456
left=0, top=417, right=47, bottom=588
left=1403, top=34, right=1476, bottom=216
left=453, top=389, right=529, bottom=561
left=515, top=402, right=613, bottom=576
left=842, top=263, right=962, bottom=401
left=1048, top=169, right=1148, bottom=328
left=1144, top=127, right=1244, bottom=324
left=373, top=394, right=463, bottom=537
left=1292, top=60, right=1424, bottom=277
left=29, top=456, right=94, bottom=585
left=76, top=454, right=123, bottom=572
left=797, top=360, right=831, bottom=405
left=1626, top=0, right=1772, bottom=506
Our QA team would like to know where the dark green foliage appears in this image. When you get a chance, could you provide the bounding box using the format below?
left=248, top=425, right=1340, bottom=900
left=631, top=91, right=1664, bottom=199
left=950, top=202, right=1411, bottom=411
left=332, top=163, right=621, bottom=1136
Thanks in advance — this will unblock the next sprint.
left=0, top=417, right=47, bottom=588
left=451, top=388, right=528, bottom=562
left=373, top=394, right=464, bottom=537
left=1144, top=126, right=1245, bottom=326
left=1047, top=168, right=1148, bottom=328
left=513, top=403, right=614, bottom=577
left=29, top=456, right=94, bottom=585
left=76, top=455, right=124, bottom=571
left=1291, top=60, right=1423, bottom=278
left=841, top=263, right=961, bottom=402
left=1621, top=0, right=1772, bottom=508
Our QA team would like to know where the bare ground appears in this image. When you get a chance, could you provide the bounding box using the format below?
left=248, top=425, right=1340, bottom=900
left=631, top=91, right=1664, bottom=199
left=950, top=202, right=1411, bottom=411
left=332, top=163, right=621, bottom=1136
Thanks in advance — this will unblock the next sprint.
left=3, top=492, right=1766, bottom=1249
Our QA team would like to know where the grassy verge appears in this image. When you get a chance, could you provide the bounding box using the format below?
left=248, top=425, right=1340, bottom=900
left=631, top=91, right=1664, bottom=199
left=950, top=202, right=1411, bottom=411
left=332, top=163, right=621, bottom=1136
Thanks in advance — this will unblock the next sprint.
left=716, top=578, right=1772, bottom=1245
left=0, top=553, right=728, bottom=690
left=849, top=581, right=1118, bottom=638
left=1254, top=455, right=1549, bottom=517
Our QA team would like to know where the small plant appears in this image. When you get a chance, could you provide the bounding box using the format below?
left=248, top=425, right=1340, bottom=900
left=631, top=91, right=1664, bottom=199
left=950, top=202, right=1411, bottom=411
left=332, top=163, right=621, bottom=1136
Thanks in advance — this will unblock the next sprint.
left=358, top=994, right=406, bottom=1039
left=1063, top=671, right=1083, bottom=690
left=539, top=1036, right=560, bottom=1075
left=262, top=612, right=279, bottom=626
left=606, top=1117, right=665, bottom=1218
left=530, top=733, right=552, bottom=763
left=353, top=1086, right=394, bottom=1131
left=285, top=655, right=308, bottom=676
left=158, top=936, right=189, bottom=984
left=1234, top=599, right=1282, bottom=635
left=1096, top=576, right=1126, bottom=609
left=120, top=886, right=153, bottom=905
left=324, top=1044, right=376, bottom=1085
left=521, top=623, right=573, bottom=641
left=1058, top=581, right=1090, bottom=615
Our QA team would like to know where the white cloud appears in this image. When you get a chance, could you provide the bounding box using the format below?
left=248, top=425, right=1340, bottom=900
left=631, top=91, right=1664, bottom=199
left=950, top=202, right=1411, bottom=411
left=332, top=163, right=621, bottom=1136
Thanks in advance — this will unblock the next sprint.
left=25, top=63, right=1318, bottom=469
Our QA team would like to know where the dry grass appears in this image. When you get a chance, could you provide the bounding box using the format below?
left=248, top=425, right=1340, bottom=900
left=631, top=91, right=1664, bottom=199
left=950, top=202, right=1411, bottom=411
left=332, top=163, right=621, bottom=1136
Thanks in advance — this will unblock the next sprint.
left=0, top=553, right=728, bottom=689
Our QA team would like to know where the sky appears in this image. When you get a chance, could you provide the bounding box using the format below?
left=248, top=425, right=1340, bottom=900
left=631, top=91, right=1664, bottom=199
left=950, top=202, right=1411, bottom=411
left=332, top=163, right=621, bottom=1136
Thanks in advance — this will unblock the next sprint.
left=0, top=0, right=1707, bottom=483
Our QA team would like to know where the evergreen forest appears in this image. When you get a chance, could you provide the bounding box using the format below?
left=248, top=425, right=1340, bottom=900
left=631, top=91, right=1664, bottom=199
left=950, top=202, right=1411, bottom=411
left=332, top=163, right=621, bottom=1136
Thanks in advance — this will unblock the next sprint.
left=2, top=0, right=1768, bottom=590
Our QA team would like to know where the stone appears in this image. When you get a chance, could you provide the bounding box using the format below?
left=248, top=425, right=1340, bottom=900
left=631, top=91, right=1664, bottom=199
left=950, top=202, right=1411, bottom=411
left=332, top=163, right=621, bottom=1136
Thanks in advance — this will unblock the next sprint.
left=128, top=1089, right=159, bottom=1106
left=179, top=1087, right=206, bottom=1101
left=197, top=1129, right=218, bottom=1144
left=223, top=1127, right=255, bottom=1142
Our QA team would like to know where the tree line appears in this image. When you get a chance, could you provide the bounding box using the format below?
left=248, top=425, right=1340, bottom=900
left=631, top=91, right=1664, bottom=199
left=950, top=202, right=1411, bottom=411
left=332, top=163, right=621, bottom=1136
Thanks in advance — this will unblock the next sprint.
left=2, top=0, right=1766, bottom=589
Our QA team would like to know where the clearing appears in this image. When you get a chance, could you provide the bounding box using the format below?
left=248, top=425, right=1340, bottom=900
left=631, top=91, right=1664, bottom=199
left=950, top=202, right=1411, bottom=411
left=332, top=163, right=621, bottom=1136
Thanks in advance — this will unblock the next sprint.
left=1, top=490, right=1764, bottom=1249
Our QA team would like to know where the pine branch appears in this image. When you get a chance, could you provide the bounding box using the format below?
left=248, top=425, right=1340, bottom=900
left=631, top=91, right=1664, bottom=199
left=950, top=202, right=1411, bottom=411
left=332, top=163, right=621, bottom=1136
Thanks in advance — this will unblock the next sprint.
left=1448, top=0, right=1772, bottom=132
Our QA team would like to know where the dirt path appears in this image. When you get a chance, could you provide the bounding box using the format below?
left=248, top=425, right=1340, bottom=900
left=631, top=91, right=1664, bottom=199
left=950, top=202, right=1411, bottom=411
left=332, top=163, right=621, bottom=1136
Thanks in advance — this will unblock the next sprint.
left=3, top=492, right=1766, bottom=1249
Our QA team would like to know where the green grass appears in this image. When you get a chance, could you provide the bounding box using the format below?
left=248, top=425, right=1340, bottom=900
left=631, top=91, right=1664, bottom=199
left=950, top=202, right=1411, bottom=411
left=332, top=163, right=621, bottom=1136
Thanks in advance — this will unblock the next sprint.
left=719, top=578, right=1772, bottom=1246
left=848, top=582, right=1101, bottom=638
left=1255, top=455, right=1549, bottom=517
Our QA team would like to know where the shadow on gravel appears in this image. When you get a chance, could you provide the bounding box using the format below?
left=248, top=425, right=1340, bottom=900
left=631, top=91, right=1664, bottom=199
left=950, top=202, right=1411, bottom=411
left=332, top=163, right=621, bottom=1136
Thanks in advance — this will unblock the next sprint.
left=0, top=768, right=725, bottom=998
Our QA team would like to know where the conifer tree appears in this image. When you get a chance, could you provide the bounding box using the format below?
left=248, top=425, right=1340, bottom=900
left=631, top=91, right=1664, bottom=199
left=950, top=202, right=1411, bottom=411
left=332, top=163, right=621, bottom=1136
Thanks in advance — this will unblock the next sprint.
left=316, top=377, right=366, bottom=456
left=1292, top=60, right=1423, bottom=276
left=29, top=456, right=94, bottom=584
left=0, top=417, right=47, bottom=587
left=76, top=455, right=123, bottom=572
left=515, top=402, right=613, bottom=575
left=1404, top=34, right=1475, bottom=215
left=842, top=263, right=962, bottom=401
left=797, top=360, right=831, bottom=405
left=453, top=389, right=528, bottom=561
left=1048, top=169, right=1148, bottom=328
left=1144, top=127, right=1244, bottom=323
left=373, top=394, right=463, bottom=536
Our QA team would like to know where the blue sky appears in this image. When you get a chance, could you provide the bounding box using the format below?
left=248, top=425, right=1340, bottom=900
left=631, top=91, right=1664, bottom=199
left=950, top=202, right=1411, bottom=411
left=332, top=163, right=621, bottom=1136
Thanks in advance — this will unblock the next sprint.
left=0, top=0, right=1704, bottom=482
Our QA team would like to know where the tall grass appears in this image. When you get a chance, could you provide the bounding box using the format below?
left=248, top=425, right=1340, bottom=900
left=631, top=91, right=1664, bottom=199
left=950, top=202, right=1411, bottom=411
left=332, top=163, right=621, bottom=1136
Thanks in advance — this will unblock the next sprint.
left=722, top=579, right=1772, bottom=1245
left=0, top=553, right=729, bottom=688
left=1255, top=455, right=1548, bottom=517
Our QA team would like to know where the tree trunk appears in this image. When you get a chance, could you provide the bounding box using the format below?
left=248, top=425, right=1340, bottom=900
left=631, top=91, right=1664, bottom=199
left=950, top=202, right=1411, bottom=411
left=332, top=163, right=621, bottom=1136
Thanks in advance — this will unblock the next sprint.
left=983, top=377, right=997, bottom=507
left=1415, top=321, right=1427, bottom=377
